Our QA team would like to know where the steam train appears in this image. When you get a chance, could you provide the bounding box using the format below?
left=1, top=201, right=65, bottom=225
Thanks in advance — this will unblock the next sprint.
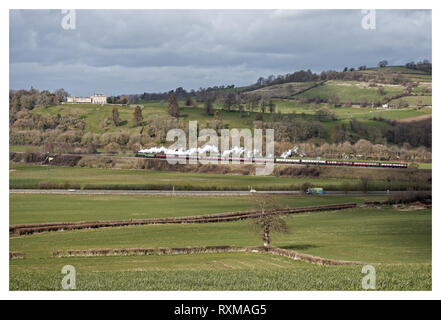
left=135, top=152, right=408, bottom=168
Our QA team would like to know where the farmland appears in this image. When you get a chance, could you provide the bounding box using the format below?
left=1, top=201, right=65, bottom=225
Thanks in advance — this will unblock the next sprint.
left=9, top=65, right=432, bottom=291
left=10, top=196, right=431, bottom=290
left=10, top=258, right=431, bottom=291
left=296, top=80, right=405, bottom=102
left=9, top=163, right=431, bottom=191
left=9, top=193, right=387, bottom=224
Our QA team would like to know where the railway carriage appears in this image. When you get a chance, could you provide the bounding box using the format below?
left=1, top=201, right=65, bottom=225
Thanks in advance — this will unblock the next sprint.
left=135, top=151, right=408, bottom=169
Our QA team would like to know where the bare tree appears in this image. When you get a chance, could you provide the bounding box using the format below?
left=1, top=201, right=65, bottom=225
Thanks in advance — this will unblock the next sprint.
left=112, top=107, right=120, bottom=126
left=167, top=92, right=180, bottom=118
left=328, top=94, right=340, bottom=107
left=213, top=110, right=223, bottom=131
left=204, top=99, right=213, bottom=116
left=377, top=87, right=386, bottom=96
left=248, top=195, right=290, bottom=247
left=133, top=105, right=143, bottom=126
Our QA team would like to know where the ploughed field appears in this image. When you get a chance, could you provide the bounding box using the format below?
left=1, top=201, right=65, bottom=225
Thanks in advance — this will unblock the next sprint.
left=10, top=194, right=432, bottom=290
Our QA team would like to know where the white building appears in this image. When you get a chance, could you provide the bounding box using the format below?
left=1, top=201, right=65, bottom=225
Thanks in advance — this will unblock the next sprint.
left=91, top=94, right=107, bottom=105
left=66, top=96, right=91, bottom=103
left=66, top=93, right=107, bottom=105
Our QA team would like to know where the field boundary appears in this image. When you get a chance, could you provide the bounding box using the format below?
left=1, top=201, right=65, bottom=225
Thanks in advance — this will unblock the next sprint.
left=10, top=203, right=357, bottom=236
left=52, top=245, right=365, bottom=266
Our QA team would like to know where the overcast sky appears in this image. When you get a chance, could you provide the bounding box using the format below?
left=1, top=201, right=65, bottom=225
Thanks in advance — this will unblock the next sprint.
left=10, top=9, right=432, bottom=97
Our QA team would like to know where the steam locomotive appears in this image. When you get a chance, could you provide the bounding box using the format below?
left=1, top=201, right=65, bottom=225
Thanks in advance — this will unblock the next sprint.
left=135, top=152, right=408, bottom=168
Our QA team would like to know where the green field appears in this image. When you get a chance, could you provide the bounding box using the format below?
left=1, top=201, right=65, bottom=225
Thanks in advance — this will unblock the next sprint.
left=11, top=207, right=430, bottom=263
left=10, top=257, right=431, bottom=291
left=10, top=196, right=432, bottom=290
left=9, top=163, right=430, bottom=191
left=296, top=80, right=405, bottom=102
left=9, top=193, right=387, bottom=224
left=270, top=99, right=430, bottom=120
left=389, top=96, right=432, bottom=106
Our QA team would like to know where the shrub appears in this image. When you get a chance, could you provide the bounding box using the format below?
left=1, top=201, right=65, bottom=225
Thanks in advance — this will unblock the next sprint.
left=131, top=142, right=142, bottom=153
left=387, top=191, right=431, bottom=205
left=103, top=142, right=121, bottom=154
left=85, top=143, right=97, bottom=154
left=300, top=182, right=312, bottom=194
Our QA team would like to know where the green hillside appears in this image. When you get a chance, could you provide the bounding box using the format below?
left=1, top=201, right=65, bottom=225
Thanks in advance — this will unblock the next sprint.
left=296, top=80, right=404, bottom=102
left=10, top=65, right=432, bottom=160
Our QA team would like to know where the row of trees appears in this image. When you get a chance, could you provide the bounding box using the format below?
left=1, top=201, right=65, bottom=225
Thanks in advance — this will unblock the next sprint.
left=405, top=60, right=432, bottom=74
left=166, top=91, right=277, bottom=118
left=9, top=88, right=69, bottom=113
left=342, top=60, right=388, bottom=72
left=107, top=95, right=129, bottom=105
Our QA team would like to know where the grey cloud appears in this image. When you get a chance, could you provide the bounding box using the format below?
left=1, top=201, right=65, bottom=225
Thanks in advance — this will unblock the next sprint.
left=10, top=9, right=431, bottom=96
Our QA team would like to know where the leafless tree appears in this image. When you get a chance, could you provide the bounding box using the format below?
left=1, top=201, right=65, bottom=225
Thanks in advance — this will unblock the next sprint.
left=133, top=105, right=143, bottom=126
left=248, top=195, right=290, bottom=247
left=112, top=107, right=120, bottom=126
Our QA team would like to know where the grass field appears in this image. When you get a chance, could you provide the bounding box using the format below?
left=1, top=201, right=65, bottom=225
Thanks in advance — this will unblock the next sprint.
left=10, top=257, right=431, bottom=291
left=296, top=80, right=406, bottom=102
left=9, top=193, right=387, bottom=224
left=389, top=96, right=432, bottom=106
left=9, top=163, right=430, bottom=191
left=11, top=207, right=430, bottom=263
left=10, top=200, right=432, bottom=290
left=270, top=99, right=430, bottom=120
left=417, top=163, right=432, bottom=170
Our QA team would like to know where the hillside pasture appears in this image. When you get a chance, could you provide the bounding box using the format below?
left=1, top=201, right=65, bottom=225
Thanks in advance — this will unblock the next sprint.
left=297, top=80, right=406, bottom=103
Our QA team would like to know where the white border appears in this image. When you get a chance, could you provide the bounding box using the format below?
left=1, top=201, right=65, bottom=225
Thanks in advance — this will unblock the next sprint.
left=2, top=0, right=438, bottom=300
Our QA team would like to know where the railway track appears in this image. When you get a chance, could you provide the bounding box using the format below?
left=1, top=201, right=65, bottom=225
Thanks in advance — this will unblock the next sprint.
left=10, top=203, right=356, bottom=236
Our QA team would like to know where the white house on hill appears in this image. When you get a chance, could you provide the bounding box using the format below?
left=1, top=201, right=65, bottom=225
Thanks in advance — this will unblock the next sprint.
left=67, top=93, right=107, bottom=105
